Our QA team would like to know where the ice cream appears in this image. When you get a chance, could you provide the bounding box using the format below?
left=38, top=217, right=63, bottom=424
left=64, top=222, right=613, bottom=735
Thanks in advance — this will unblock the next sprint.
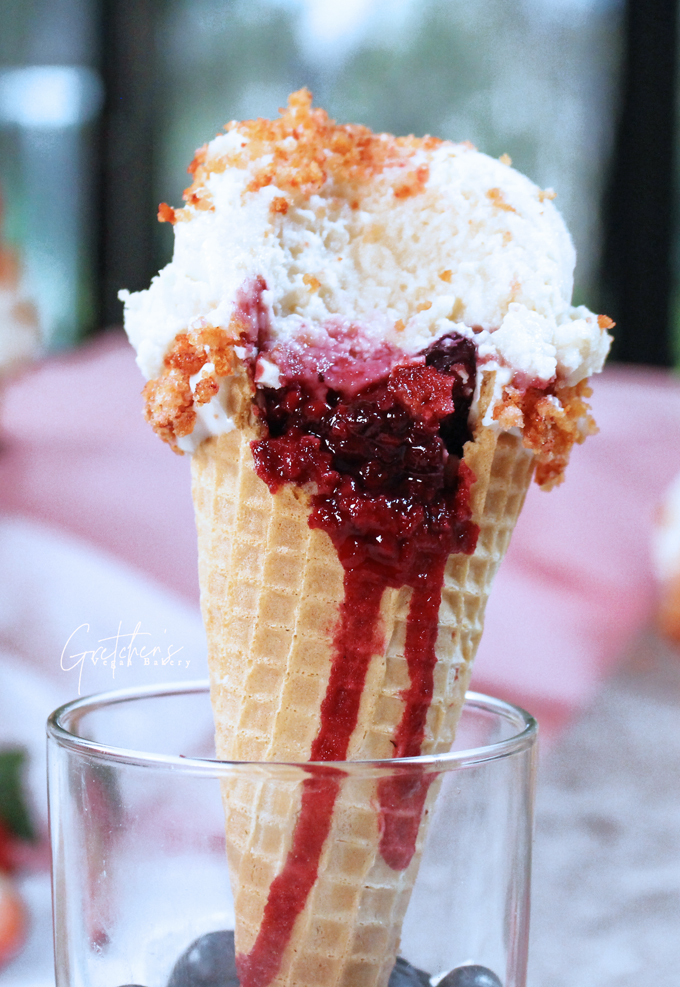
left=121, top=90, right=612, bottom=987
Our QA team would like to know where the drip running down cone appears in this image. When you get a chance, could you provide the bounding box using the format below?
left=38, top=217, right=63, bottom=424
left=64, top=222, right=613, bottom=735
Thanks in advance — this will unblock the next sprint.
left=121, top=90, right=612, bottom=987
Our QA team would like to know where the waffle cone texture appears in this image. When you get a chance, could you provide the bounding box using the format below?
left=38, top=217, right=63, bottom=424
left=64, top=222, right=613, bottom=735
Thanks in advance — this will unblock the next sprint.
left=191, top=419, right=535, bottom=987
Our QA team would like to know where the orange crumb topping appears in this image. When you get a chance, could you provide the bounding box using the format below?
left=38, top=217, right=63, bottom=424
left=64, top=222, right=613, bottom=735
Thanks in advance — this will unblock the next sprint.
left=416, top=301, right=432, bottom=312
left=158, top=202, right=177, bottom=225
left=187, top=143, right=208, bottom=178
left=439, top=270, right=452, bottom=283
left=394, top=320, right=405, bottom=332
left=270, top=196, right=289, bottom=215
left=184, top=186, right=214, bottom=212
left=499, top=153, right=512, bottom=166
left=487, top=187, right=516, bottom=213
left=302, top=274, right=321, bottom=292
left=493, top=378, right=597, bottom=488
left=194, top=376, right=219, bottom=405
left=142, top=324, right=239, bottom=451
left=538, top=188, right=557, bottom=202
left=173, top=90, right=443, bottom=221
left=598, top=314, right=615, bottom=331
left=393, top=164, right=430, bottom=200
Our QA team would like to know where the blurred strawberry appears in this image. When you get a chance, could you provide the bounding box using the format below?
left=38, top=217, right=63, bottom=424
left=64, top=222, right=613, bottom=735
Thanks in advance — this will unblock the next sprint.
left=0, top=819, right=17, bottom=873
left=0, top=749, right=36, bottom=969
left=0, top=871, right=27, bottom=966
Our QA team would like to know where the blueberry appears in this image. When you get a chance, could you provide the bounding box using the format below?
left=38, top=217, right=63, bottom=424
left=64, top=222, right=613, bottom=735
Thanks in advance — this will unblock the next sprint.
left=389, top=955, right=431, bottom=987
left=437, top=965, right=502, bottom=987
left=166, top=930, right=239, bottom=987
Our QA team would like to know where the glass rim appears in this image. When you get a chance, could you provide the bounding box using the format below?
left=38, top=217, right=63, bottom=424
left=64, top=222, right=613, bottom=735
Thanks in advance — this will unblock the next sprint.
left=46, top=680, right=537, bottom=778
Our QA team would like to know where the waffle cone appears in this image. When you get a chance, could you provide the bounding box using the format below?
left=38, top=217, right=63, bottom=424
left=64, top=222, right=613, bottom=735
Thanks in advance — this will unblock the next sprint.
left=191, top=416, right=534, bottom=987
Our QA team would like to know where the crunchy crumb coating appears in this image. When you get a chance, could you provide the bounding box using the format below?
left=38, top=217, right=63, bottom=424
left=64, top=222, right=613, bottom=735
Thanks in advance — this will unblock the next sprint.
left=143, top=324, right=241, bottom=451
left=157, top=89, right=442, bottom=225
left=493, top=378, right=597, bottom=488
left=486, top=187, right=516, bottom=213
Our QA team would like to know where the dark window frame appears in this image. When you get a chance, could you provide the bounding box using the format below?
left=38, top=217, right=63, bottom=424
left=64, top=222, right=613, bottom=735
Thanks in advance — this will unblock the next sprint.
left=600, top=0, right=678, bottom=366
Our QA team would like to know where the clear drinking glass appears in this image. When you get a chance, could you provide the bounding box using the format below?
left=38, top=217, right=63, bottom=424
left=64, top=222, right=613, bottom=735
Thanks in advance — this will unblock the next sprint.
left=47, top=682, right=537, bottom=987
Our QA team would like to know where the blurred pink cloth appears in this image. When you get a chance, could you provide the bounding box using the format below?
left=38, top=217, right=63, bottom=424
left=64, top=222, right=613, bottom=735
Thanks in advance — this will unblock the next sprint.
left=2, top=331, right=679, bottom=735
left=0, top=332, right=199, bottom=598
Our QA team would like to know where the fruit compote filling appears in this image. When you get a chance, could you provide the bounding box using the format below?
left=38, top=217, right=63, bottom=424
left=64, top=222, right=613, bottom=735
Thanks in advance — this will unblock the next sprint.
left=238, top=333, right=479, bottom=987
left=252, top=335, right=480, bottom=778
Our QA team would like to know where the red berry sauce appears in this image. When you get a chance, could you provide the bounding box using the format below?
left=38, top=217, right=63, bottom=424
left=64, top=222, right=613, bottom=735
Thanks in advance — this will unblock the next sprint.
left=237, top=319, right=479, bottom=987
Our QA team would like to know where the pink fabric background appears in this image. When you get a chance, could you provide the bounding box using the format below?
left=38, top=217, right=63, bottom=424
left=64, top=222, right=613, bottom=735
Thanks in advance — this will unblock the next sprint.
left=2, top=331, right=679, bottom=737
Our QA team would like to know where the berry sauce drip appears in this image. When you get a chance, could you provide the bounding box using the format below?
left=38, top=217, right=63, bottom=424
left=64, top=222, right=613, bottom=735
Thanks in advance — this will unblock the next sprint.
left=237, top=331, right=478, bottom=987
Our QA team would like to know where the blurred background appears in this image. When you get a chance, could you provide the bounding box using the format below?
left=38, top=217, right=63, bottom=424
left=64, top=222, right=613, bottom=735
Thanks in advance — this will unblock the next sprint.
left=1, top=2, right=680, bottom=987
